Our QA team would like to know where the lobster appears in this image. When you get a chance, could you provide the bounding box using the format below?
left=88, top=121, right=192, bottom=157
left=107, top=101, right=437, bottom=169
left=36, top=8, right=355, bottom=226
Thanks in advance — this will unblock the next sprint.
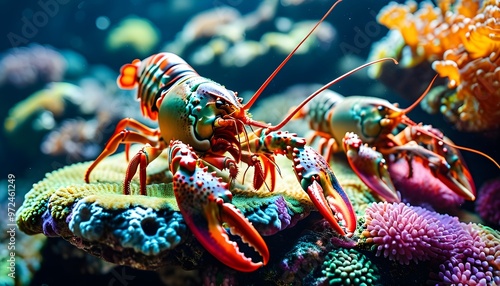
left=83, top=0, right=394, bottom=272
left=294, top=76, right=500, bottom=204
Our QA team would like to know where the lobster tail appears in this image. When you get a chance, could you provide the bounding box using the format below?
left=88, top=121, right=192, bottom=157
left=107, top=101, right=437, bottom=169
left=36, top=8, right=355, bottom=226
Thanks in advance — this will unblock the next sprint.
left=117, top=53, right=199, bottom=121
left=117, top=59, right=141, bottom=89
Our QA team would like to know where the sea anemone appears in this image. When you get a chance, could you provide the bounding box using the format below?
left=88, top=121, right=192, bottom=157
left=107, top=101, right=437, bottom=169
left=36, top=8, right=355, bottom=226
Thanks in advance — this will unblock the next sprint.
left=436, top=223, right=500, bottom=285
left=475, top=178, right=500, bottom=226
left=362, top=202, right=463, bottom=264
left=438, top=260, right=494, bottom=286
left=374, top=0, right=500, bottom=131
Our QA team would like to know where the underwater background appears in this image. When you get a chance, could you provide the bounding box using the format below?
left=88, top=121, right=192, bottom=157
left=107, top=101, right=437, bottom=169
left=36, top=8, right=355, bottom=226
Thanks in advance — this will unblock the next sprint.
left=1, top=0, right=499, bottom=285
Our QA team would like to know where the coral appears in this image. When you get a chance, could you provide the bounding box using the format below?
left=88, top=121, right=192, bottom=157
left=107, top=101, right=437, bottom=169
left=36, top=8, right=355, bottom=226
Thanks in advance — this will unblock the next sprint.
left=372, top=0, right=500, bottom=131
left=362, top=202, right=463, bottom=265
left=3, top=82, right=83, bottom=135
left=69, top=202, right=186, bottom=255
left=164, top=0, right=276, bottom=56
left=0, top=44, right=66, bottom=88
left=0, top=195, right=46, bottom=286
left=437, top=260, right=494, bottom=286
left=436, top=223, right=500, bottom=285
left=280, top=230, right=328, bottom=283
left=4, top=72, right=140, bottom=162
left=106, top=16, right=160, bottom=56
left=189, top=19, right=335, bottom=68
left=174, top=6, right=241, bottom=45
left=475, top=178, right=500, bottom=226
left=16, top=149, right=319, bottom=270
left=320, top=248, right=380, bottom=286
left=40, top=116, right=110, bottom=161
left=16, top=149, right=191, bottom=269
left=363, top=202, right=500, bottom=284
left=241, top=195, right=293, bottom=236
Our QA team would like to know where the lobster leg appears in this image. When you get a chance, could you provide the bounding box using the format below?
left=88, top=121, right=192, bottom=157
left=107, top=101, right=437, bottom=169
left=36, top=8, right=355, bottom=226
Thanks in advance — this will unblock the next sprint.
left=243, top=129, right=356, bottom=236
left=239, top=152, right=278, bottom=191
left=123, top=144, right=164, bottom=195
left=84, top=129, right=160, bottom=184
left=112, top=118, right=160, bottom=161
left=342, top=132, right=400, bottom=203
left=307, top=131, right=339, bottom=161
left=169, top=141, right=269, bottom=272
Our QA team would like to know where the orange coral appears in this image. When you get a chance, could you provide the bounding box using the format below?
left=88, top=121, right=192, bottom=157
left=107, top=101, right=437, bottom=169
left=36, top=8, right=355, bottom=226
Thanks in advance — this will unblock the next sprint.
left=377, top=0, right=500, bottom=131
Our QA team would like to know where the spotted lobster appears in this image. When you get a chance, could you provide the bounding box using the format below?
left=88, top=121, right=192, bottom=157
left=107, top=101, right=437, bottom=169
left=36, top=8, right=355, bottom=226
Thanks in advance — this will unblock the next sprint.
left=83, top=0, right=396, bottom=272
left=295, top=76, right=500, bottom=204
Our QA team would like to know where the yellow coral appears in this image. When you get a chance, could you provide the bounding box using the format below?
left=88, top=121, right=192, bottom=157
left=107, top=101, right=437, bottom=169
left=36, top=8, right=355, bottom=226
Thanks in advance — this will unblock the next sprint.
left=4, top=82, right=82, bottom=134
left=376, top=0, right=500, bottom=131
left=106, top=16, right=160, bottom=56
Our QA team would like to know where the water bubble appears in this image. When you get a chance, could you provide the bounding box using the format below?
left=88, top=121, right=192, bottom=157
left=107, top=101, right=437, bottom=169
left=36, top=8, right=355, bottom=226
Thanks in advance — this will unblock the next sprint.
left=96, top=16, right=110, bottom=30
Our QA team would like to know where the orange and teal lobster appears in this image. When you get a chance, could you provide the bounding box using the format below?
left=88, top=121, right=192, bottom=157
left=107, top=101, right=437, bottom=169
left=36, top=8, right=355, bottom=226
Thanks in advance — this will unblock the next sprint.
left=294, top=77, right=500, bottom=204
left=83, top=0, right=395, bottom=272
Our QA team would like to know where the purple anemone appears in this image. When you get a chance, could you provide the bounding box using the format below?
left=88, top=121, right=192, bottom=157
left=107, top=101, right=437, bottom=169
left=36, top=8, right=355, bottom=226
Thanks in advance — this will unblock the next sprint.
left=475, top=178, right=500, bottom=226
left=363, top=202, right=465, bottom=265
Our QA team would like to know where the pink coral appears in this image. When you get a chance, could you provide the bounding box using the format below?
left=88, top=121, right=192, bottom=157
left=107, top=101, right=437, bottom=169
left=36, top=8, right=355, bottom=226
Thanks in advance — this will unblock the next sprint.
left=437, top=223, right=500, bottom=285
left=475, top=178, right=500, bottom=226
left=438, top=260, right=494, bottom=286
left=363, top=202, right=464, bottom=265
left=364, top=202, right=500, bottom=283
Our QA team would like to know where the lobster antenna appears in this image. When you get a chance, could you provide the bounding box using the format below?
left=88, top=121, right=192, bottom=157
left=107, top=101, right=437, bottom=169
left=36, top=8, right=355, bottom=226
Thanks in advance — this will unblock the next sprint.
left=242, top=0, right=343, bottom=111
left=406, top=124, right=500, bottom=169
left=446, top=143, right=500, bottom=169
left=399, top=74, right=439, bottom=116
left=267, top=57, right=398, bottom=131
left=401, top=120, right=500, bottom=169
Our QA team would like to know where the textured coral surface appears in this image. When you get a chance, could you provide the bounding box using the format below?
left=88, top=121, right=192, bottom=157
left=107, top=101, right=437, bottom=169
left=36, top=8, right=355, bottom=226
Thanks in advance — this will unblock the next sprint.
left=373, top=0, right=500, bottom=131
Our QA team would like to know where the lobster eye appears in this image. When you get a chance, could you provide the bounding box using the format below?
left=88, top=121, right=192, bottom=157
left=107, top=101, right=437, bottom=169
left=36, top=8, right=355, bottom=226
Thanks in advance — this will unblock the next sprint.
left=377, top=105, right=385, bottom=112
left=216, top=99, right=225, bottom=109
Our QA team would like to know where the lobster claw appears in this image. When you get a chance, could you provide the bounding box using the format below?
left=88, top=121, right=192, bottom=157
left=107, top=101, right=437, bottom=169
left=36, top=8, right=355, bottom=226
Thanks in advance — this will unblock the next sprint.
left=388, top=138, right=476, bottom=201
left=169, top=141, right=269, bottom=272
left=434, top=167, right=475, bottom=201
left=343, top=132, right=400, bottom=203
left=292, top=145, right=357, bottom=236
left=204, top=199, right=270, bottom=272
left=433, top=139, right=476, bottom=201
